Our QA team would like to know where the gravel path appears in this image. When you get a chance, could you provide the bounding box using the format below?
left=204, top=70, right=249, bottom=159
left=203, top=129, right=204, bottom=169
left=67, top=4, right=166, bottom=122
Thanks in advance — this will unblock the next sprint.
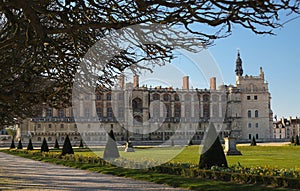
left=0, top=152, right=189, bottom=191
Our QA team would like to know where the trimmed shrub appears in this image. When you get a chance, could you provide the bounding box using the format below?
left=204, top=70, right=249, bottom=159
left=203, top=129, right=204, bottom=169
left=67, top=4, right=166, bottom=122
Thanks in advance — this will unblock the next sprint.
left=79, top=139, right=84, bottom=148
left=10, top=139, right=15, bottom=149
left=54, top=138, right=59, bottom=149
left=41, top=137, right=49, bottom=152
left=250, top=136, right=257, bottom=146
left=62, top=135, right=74, bottom=155
left=291, top=136, right=295, bottom=144
left=296, top=135, right=300, bottom=146
left=199, top=123, right=228, bottom=169
left=27, top=138, right=33, bottom=150
left=17, top=140, right=23, bottom=149
left=103, top=129, right=120, bottom=159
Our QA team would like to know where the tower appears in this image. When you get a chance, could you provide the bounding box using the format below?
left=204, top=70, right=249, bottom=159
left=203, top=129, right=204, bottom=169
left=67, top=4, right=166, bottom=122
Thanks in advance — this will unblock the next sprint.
left=235, top=51, right=243, bottom=77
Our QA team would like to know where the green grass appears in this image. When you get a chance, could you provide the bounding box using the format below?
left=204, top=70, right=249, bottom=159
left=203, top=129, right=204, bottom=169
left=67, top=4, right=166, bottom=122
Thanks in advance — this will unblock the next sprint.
left=1, top=149, right=294, bottom=191
left=75, top=145, right=300, bottom=169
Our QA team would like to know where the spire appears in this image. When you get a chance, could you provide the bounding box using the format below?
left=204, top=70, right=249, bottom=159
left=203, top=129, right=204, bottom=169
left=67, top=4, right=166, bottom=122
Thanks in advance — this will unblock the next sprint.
left=235, top=50, right=243, bottom=76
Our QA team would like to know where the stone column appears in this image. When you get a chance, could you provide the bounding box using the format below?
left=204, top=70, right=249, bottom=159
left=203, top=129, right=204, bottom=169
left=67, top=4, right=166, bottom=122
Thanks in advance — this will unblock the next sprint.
left=224, top=137, right=242, bottom=155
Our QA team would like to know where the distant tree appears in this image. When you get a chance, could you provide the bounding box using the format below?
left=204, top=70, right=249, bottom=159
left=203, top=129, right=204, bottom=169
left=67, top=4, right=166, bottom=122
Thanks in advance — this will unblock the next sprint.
left=1, top=1, right=299, bottom=126
left=10, top=139, right=15, bottom=149
left=291, top=136, right=295, bottom=144
left=199, top=123, right=228, bottom=169
left=250, top=137, right=257, bottom=146
left=27, top=138, right=33, bottom=150
left=79, top=139, right=84, bottom=148
left=62, top=135, right=74, bottom=155
left=54, top=138, right=60, bottom=149
left=17, top=139, right=23, bottom=149
left=41, top=138, right=49, bottom=152
left=103, top=129, right=120, bottom=159
left=296, top=135, right=300, bottom=146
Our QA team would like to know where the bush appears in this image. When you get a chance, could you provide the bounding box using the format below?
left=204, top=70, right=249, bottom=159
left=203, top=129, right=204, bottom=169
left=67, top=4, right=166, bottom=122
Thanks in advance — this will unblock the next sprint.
left=17, top=140, right=23, bottom=149
left=103, top=129, right=120, bottom=159
left=41, top=137, right=49, bottom=152
left=79, top=139, right=84, bottom=148
left=27, top=138, right=33, bottom=150
left=250, top=136, right=257, bottom=146
left=291, top=136, right=295, bottom=144
left=54, top=138, right=59, bottom=149
left=10, top=139, right=15, bottom=149
left=295, top=135, right=300, bottom=145
left=62, top=135, right=74, bottom=155
left=199, top=123, right=228, bottom=169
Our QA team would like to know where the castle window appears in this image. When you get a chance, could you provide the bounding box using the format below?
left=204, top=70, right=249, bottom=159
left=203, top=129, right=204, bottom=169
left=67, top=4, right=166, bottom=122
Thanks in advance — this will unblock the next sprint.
left=163, top=94, right=169, bottom=101
left=153, top=93, right=160, bottom=100
left=37, top=137, right=41, bottom=142
left=38, top=124, right=41, bottom=128
left=107, top=107, right=113, bottom=117
left=254, top=95, right=258, bottom=100
left=48, top=137, right=52, bottom=142
left=85, top=108, right=90, bottom=117
left=256, top=134, right=259, bottom=139
left=255, top=110, right=259, bottom=118
left=96, top=94, right=102, bottom=100
left=247, top=96, right=251, bottom=100
left=46, top=108, right=53, bottom=117
left=203, top=95, right=209, bottom=102
left=58, top=109, right=64, bottom=118
left=107, top=93, right=111, bottom=100
left=60, top=124, right=64, bottom=129
left=249, top=134, right=251, bottom=140
left=175, top=104, right=181, bottom=118
left=248, top=123, right=252, bottom=128
left=96, top=107, right=102, bottom=118
left=256, top=123, right=259, bottom=128
left=48, top=124, right=52, bottom=129
left=74, top=124, right=77, bottom=129
left=248, top=110, right=251, bottom=118
left=174, top=94, right=180, bottom=101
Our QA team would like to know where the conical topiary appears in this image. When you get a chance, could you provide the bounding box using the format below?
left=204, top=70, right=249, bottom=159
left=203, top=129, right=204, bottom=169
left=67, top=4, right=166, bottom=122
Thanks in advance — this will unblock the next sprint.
left=10, top=139, right=15, bottom=149
left=250, top=136, right=257, bottom=146
left=41, top=137, right=49, bottom=152
left=296, top=135, right=300, bottom=146
left=103, top=129, right=120, bottom=159
left=199, top=123, right=228, bottom=169
left=17, top=140, right=23, bottom=149
left=62, top=135, right=74, bottom=155
left=291, top=136, right=295, bottom=144
left=79, top=139, right=84, bottom=148
left=27, top=138, right=34, bottom=150
left=54, top=138, right=60, bottom=149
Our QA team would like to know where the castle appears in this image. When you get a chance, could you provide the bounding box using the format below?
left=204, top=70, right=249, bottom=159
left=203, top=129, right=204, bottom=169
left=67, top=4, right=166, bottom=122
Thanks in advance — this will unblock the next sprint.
left=17, top=52, right=273, bottom=146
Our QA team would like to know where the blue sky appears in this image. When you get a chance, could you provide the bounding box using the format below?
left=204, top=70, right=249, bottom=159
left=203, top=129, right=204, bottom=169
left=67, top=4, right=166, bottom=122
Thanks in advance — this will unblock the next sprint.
left=209, top=18, right=300, bottom=119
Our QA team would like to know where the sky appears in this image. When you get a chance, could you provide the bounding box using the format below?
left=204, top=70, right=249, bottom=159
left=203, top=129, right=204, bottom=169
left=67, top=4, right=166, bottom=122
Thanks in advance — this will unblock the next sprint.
left=135, top=16, right=300, bottom=119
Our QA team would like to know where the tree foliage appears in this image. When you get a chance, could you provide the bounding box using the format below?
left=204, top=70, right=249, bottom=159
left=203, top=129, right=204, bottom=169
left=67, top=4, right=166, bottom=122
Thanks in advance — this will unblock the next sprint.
left=62, top=135, right=74, bottom=155
left=296, top=135, right=300, bottom=146
left=27, top=138, right=34, bottom=150
left=103, top=129, right=120, bottom=159
left=10, top=139, right=15, bottom=149
left=1, top=0, right=299, bottom=125
left=41, top=137, right=49, bottom=152
left=250, top=136, right=257, bottom=146
left=79, top=139, right=84, bottom=148
left=199, top=123, right=228, bottom=169
left=17, top=139, right=23, bottom=149
left=54, top=138, right=59, bottom=149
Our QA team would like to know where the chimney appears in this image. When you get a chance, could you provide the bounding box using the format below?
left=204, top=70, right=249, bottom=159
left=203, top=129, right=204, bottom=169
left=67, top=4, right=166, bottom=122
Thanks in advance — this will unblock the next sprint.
left=210, top=77, right=216, bottom=90
left=119, top=74, right=124, bottom=89
left=182, top=76, right=189, bottom=90
left=133, top=75, right=139, bottom=88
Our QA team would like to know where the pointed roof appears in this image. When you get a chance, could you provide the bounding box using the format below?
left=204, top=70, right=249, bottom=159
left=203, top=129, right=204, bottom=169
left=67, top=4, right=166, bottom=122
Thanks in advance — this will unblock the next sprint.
left=235, top=50, right=243, bottom=76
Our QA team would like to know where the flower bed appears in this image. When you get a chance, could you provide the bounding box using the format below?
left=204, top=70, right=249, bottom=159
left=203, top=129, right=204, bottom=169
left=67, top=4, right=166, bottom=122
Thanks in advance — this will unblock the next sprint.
left=5, top=149, right=300, bottom=189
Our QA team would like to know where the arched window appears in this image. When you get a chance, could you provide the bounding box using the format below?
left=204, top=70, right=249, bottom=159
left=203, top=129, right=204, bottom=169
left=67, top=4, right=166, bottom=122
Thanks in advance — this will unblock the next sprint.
left=163, top=94, right=170, bottom=101
left=48, top=137, right=52, bottom=142
left=46, top=108, right=52, bottom=117
left=248, top=110, right=251, bottom=118
left=174, top=94, right=180, bottom=101
left=248, top=123, right=251, bottom=128
left=58, top=109, right=64, bottom=118
left=106, top=93, right=111, bottom=100
left=255, top=110, right=259, bottom=118
left=153, top=93, right=160, bottom=100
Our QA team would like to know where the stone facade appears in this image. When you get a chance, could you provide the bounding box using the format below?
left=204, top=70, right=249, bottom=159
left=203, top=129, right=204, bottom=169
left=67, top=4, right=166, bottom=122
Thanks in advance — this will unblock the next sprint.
left=18, top=52, right=274, bottom=145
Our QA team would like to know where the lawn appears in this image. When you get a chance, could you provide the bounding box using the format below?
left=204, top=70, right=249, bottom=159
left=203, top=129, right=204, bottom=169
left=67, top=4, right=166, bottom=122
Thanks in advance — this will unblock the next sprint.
left=75, top=145, right=300, bottom=169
